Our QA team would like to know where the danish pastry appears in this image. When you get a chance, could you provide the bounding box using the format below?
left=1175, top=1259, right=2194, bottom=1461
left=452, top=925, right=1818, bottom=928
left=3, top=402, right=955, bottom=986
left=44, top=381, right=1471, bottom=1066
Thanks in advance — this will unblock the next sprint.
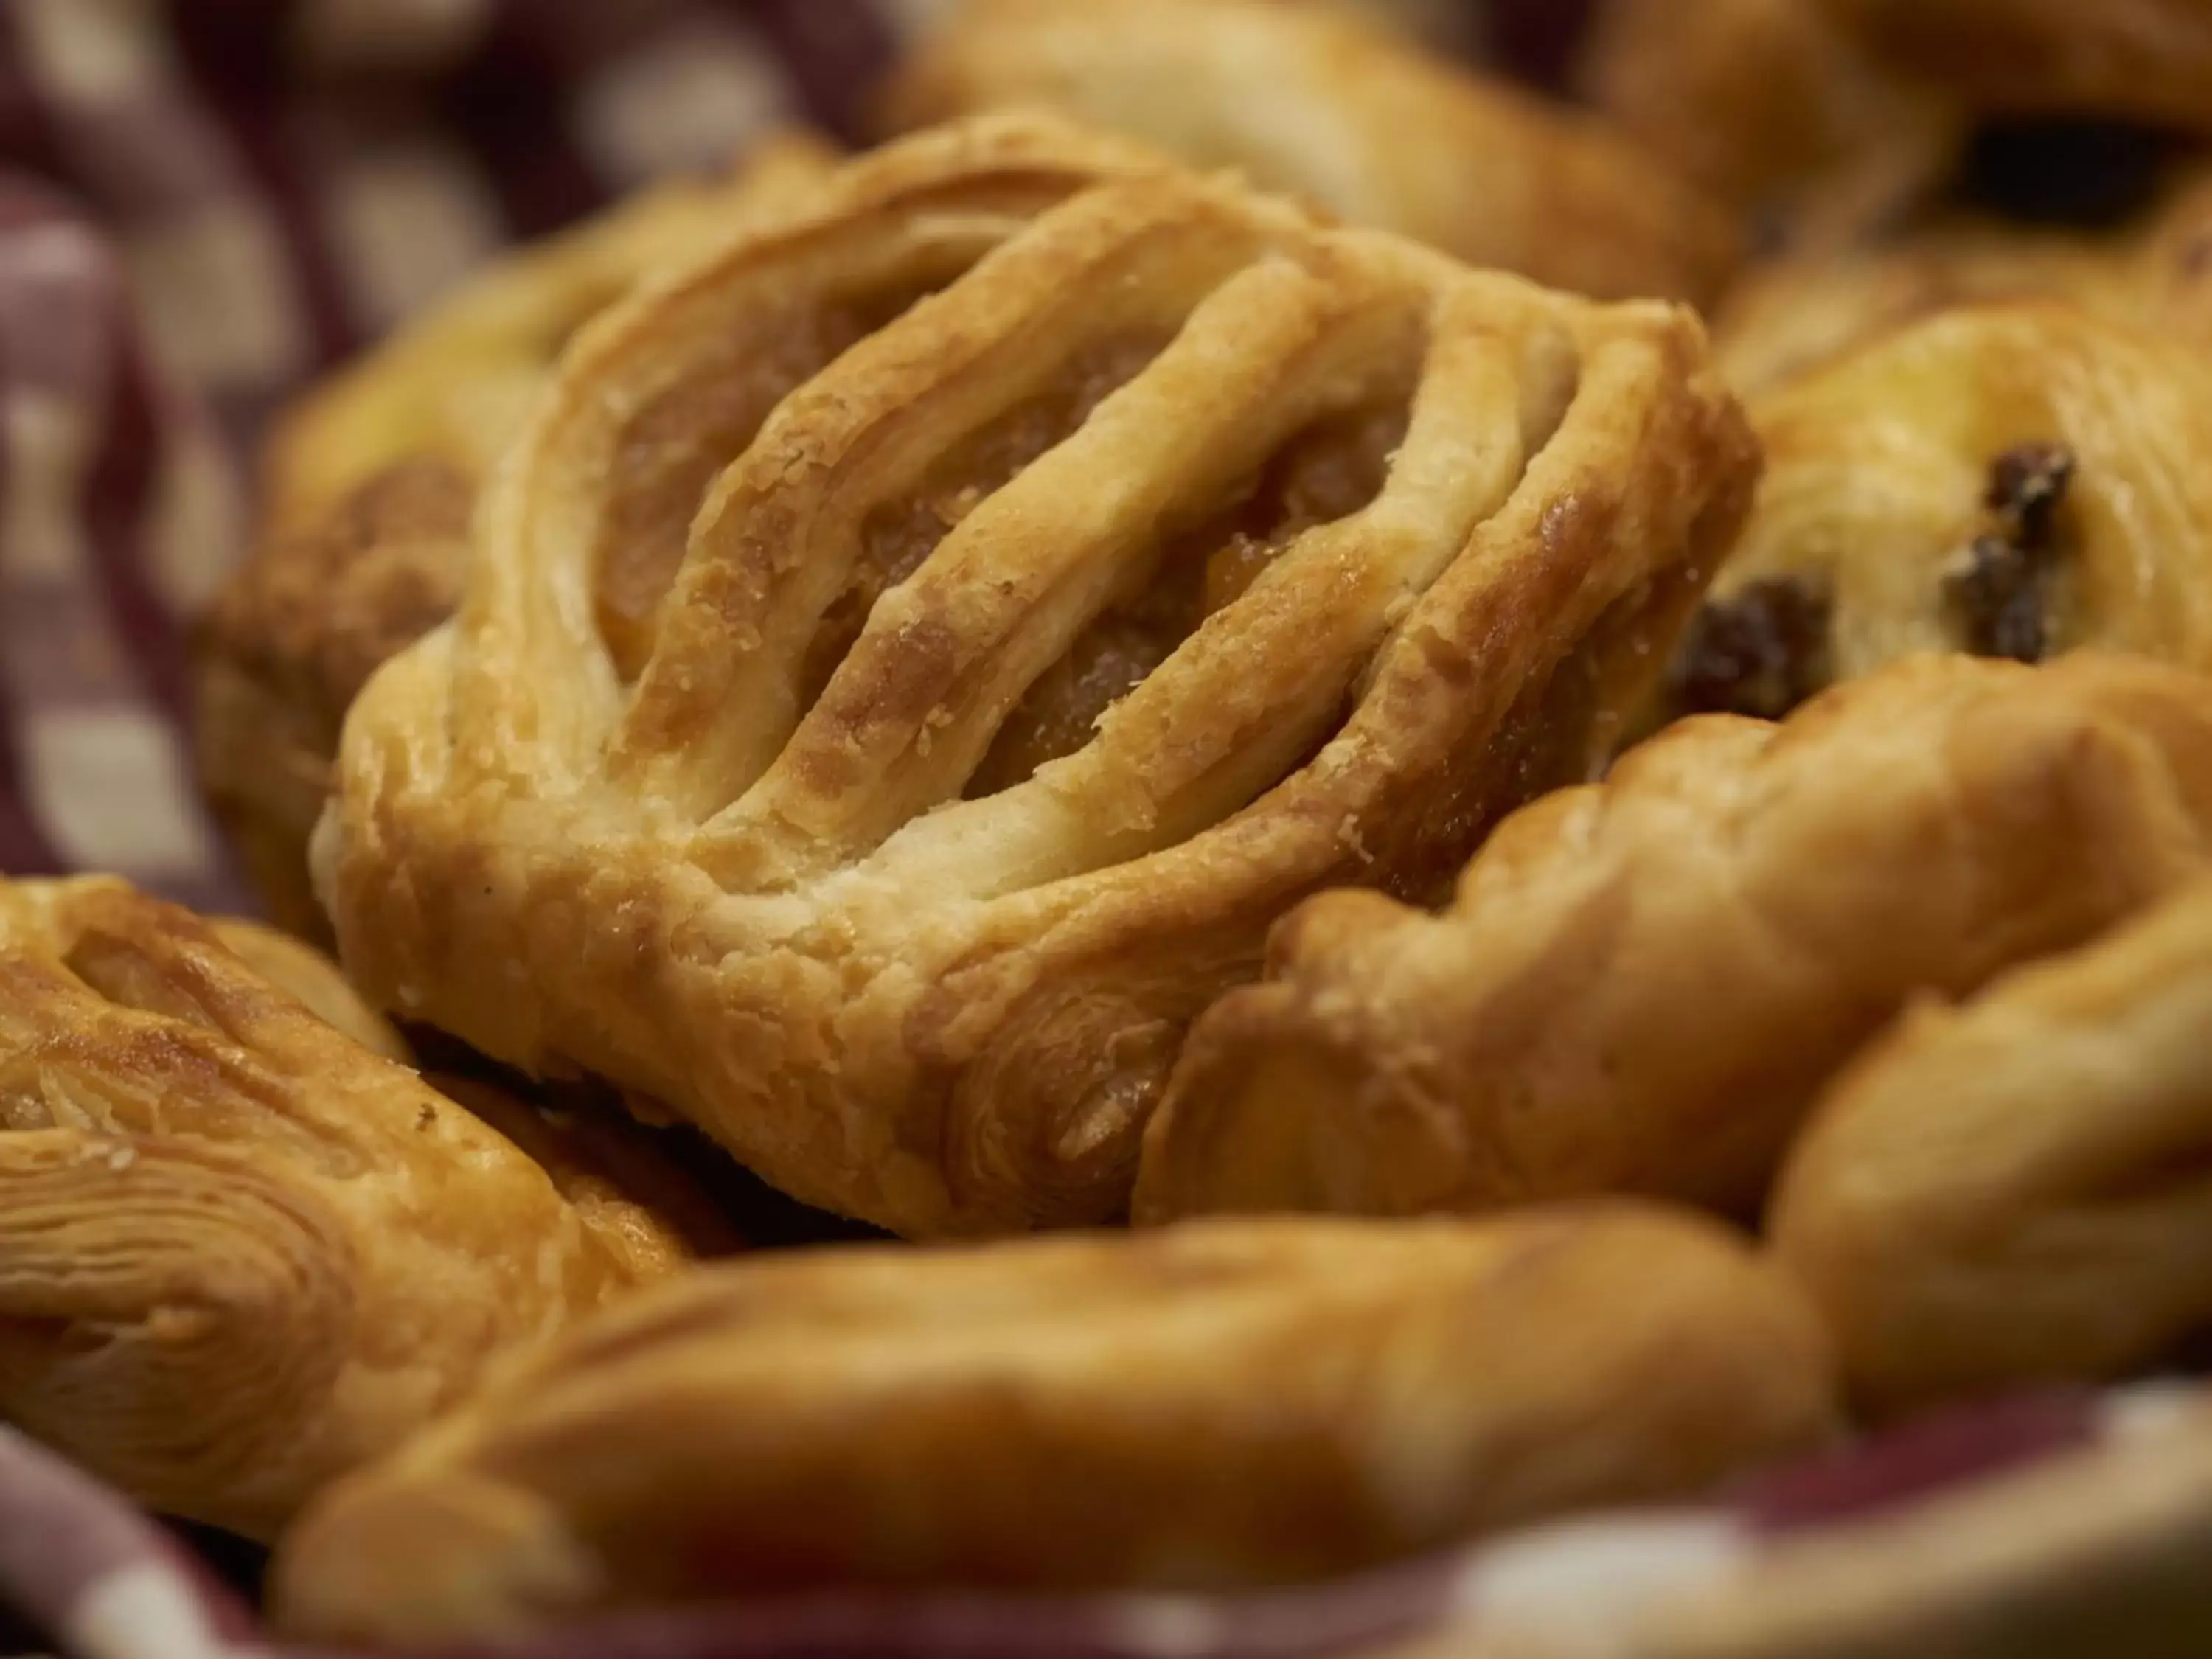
left=0, top=877, right=702, bottom=1539
left=312, top=114, right=1758, bottom=1238
left=1137, top=653, right=2212, bottom=1225
left=878, top=0, right=1741, bottom=305
left=1774, top=878, right=2212, bottom=1413
left=1658, top=302, right=2212, bottom=726
left=196, top=130, right=841, bottom=938
left=272, top=1206, right=1836, bottom=1646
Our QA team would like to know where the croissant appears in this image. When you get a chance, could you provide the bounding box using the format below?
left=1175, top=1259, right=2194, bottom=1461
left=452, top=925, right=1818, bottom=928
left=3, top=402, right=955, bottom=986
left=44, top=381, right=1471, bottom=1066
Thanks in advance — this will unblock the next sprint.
left=1773, top=877, right=2212, bottom=1413
left=1654, top=302, right=2212, bottom=727
left=878, top=0, right=1741, bottom=305
left=271, top=1205, right=1837, bottom=1646
left=0, top=876, right=705, bottom=1539
left=311, top=113, right=1758, bottom=1238
left=1137, top=653, right=2212, bottom=1225
left=195, top=130, right=841, bottom=938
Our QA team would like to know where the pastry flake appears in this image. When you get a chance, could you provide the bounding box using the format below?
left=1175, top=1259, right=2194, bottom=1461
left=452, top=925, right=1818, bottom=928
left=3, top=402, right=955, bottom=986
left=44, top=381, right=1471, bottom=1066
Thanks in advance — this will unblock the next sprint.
left=1773, top=877, right=2212, bottom=1413
left=312, top=113, right=1759, bottom=1238
left=880, top=0, right=1742, bottom=305
left=271, top=1205, right=1836, bottom=1646
left=0, top=877, right=700, bottom=1539
left=1137, top=653, right=2212, bottom=1225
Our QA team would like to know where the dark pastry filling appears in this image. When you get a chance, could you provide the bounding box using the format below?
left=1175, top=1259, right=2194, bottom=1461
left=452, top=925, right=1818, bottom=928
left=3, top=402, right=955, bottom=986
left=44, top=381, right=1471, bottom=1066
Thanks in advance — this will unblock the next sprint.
left=1666, top=575, right=1835, bottom=722
left=1941, top=442, right=2076, bottom=663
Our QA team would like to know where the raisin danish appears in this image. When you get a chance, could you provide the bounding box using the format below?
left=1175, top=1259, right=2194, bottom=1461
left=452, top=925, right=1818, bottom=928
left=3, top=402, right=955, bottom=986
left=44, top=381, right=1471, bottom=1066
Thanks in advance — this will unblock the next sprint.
left=195, top=130, right=841, bottom=939
left=311, top=113, right=1757, bottom=1239
left=0, top=877, right=706, bottom=1539
left=1138, top=653, right=2212, bottom=1225
left=272, top=1206, right=1835, bottom=1646
left=1774, top=877, right=2212, bottom=1413
left=1657, top=302, right=2212, bottom=726
left=878, top=0, right=1740, bottom=305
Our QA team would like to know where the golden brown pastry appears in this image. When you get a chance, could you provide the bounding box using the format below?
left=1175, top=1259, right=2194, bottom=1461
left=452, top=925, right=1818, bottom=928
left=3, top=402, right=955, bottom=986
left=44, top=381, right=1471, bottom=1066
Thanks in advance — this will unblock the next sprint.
left=312, top=113, right=1758, bottom=1239
left=1656, top=302, right=2212, bottom=726
left=1773, top=878, right=2212, bottom=1414
left=195, top=129, right=842, bottom=939
left=1137, top=653, right=2212, bottom=1225
left=878, top=0, right=1741, bottom=305
left=272, top=1205, right=1836, bottom=1646
left=0, top=876, right=702, bottom=1540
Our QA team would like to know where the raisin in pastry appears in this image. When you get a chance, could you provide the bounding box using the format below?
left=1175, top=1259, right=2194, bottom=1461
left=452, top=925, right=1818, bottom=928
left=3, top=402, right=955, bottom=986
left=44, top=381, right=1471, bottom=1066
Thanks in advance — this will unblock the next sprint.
left=310, top=114, right=1758, bottom=1239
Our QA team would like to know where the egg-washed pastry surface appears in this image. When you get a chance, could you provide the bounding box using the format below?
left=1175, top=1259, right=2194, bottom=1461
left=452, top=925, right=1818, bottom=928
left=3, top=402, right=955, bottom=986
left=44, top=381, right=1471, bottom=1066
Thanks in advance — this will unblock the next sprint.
left=1652, top=302, right=2212, bottom=727
left=1774, top=877, right=2212, bottom=1414
left=312, top=111, right=1757, bottom=1239
left=1138, top=653, right=2212, bottom=1225
left=271, top=1206, right=1836, bottom=1646
left=195, top=130, right=842, bottom=940
left=0, top=876, right=706, bottom=1540
left=878, top=0, right=1740, bottom=306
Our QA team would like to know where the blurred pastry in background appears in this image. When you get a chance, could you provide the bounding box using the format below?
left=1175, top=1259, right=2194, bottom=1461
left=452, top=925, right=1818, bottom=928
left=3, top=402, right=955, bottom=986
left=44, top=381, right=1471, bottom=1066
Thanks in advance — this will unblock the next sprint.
left=0, top=876, right=717, bottom=1540
left=313, top=111, right=1756, bottom=1239
left=195, top=130, right=841, bottom=940
left=1773, top=877, right=2212, bottom=1414
left=1138, top=653, right=2212, bottom=1226
left=878, top=0, right=1742, bottom=305
left=272, top=1206, right=1836, bottom=1646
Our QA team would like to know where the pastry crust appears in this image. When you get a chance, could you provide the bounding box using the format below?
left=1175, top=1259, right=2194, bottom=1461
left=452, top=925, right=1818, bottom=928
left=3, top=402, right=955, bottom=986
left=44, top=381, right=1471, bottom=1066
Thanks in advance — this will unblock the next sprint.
left=878, top=0, right=1741, bottom=305
left=1137, top=653, right=2212, bottom=1225
left=195, top=130, right=841, bottom=939
left=1773, top=877, right=2212, bottom=1413
left=312, top=113, right=1758, bottom=1238
left=1655, top=302, right=2212, bottom=727
left=271, top=1205, right=1836, bottom=1646
left=0, top=877, right=700, bottom=1539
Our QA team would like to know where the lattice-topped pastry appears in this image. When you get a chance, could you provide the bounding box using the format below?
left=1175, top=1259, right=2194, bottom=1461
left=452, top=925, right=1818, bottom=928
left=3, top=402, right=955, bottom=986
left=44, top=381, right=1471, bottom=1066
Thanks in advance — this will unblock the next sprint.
left=1137, top=653, right=2212, bottom=1224
left=271, top=1206, right=1836, bottom=1646
left=0, top=877, right=707, bottom=1539
left=313, top=114, right=1759, bottom=1238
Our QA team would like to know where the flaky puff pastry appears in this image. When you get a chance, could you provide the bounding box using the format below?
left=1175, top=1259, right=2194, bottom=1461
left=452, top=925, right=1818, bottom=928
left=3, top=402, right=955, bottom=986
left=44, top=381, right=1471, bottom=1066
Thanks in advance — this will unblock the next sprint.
left=312, top=114, right=1757, bottom=1238
left=0, top=877, right=704, bottom=1540
left=1138, top=653, right=2212, bottom=1225
left=1774, top=878, right=2212, bottom=1414
left=272, top=1206, right=1835, bottom=1646
left=195, top=130, right=841, bottom=939
left=1656, top=302, right=2212, bottom=727
left=878, top=0, right=1740, bottom=306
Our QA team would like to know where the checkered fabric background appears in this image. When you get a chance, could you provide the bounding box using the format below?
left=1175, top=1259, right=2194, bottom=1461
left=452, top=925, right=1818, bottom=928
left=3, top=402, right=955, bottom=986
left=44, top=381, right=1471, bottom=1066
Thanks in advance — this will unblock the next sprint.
left=0, top=0, right=1585, bottom=916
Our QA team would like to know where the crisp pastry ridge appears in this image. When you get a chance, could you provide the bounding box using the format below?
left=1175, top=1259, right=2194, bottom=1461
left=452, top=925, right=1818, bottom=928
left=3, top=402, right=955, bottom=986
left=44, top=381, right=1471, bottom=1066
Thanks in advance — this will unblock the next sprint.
left=310, top=111, right=1759, bottom=1238
left=1653, top=301, right=2212, bottom=728
left=1773, top=876, right=2212, bottom=1413
left=195, top=129, right=842, bottom=939
left=0, top=876, right=700, bottom=1539
left=879, top=0, right=1742, bottom=305
left=1137, top=653, right=2212, bottom=1225
left=271, top=1204, right=1836, bottom=1646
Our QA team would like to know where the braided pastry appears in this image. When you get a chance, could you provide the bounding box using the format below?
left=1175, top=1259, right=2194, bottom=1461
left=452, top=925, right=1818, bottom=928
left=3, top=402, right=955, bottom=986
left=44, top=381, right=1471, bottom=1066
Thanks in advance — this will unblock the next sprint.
left=312, top=113, right=1757, bottom=1238
left=195, top=130, right=841, bottom=938
left=1137, top=653, right=2212, bottom=1224
left=0, top=877, right=703, bottom=1539
left=271, top=1206, right=1836, bottom=1646
left=879, top=0, right=1741, bottom=305
left=1774, top=877, right=2212, bottom=1413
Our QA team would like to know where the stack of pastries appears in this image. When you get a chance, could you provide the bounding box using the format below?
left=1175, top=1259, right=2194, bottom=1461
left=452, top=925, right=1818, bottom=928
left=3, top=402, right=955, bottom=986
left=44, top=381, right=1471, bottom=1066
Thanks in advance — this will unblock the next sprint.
left=0, top=0, right=2204, bottom=1646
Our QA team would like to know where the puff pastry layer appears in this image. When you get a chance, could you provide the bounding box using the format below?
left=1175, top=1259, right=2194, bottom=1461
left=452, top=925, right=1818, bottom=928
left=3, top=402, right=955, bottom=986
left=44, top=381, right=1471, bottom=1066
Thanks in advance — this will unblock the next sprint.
left=272, top=1206, right=1835, bottom=1646
left=880, top=0, right=1740, bottom=305
left=313, top=114, right=1757, bottom=1238
left=196, top=131, right=840, bottom=937
left=1138, top=653, right=2212, bottom=1224
left=1774, top=877, right=2212, bottom=1413
left=0, top=877, right=699, bottom=1539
